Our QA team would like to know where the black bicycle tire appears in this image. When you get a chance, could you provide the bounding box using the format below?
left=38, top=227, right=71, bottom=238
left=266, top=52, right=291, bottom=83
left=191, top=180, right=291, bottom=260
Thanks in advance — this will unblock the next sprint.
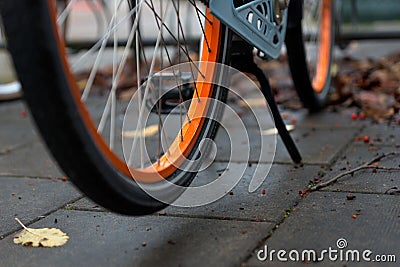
left=0, top=0, right=231, bottom=215
left=285, top=1, right=335, bottom=112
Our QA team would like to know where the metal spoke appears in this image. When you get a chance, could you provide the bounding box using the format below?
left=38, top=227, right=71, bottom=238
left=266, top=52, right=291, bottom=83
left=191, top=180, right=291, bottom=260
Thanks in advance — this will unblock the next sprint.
left=154, top=2, right=193, bottom=122
left=170, top=0, right=195, bottom=114
left=109, top=0, right=120, bottom=150
left=71, top=0, right=142, bottom=70
left=80, top=0, right=133, bottom=101
left=144, top=1, right=206, bottom=79
left=98, top=0, right=144, bottom=134
left=57, top=0, right=79, bottom=26
left=188, top=0, right=213, bottom=24
left=173, top=1, right=203, bottom=97
left=191, top=0, right=211, bottom=53
left=128, top=0, right=171, bottom=166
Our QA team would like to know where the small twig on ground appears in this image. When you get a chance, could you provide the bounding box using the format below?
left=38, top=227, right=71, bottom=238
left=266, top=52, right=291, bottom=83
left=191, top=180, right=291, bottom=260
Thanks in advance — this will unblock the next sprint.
left=311, top=152, right=400, bottom=191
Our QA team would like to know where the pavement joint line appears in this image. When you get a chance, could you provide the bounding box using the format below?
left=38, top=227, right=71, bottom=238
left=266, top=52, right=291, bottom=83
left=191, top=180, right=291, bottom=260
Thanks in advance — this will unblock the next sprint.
left=0, top=195, right=85, bottom=240
left=317, top=124, right=367, bottom=167
left=352, top=143, right=400, bottom=148
left=60, top=207, right=279, bottom=223
left=63, top=206, right=110, bottom=213
left=0, top=141, right=33, bottom=156
left=239, top=162, right=392, bottom=266
left=213, top=159, right=326, bottom=166
left=240, top=198, right=303, bottom=265
left=263, top=161, right=325, bottom=166
left=294, top=125, right=363, bottom=130
left=320, top=189, right=400, bottom=196
left=0, top=175, right=66, bottom=180
left=153, top=213, right=277, bottom=223
left=240, top=125, right=366, bottom=265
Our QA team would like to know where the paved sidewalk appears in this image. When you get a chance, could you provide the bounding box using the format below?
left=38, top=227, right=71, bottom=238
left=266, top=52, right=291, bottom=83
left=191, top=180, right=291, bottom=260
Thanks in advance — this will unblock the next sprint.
left=0, top=92, right=399, bottom=266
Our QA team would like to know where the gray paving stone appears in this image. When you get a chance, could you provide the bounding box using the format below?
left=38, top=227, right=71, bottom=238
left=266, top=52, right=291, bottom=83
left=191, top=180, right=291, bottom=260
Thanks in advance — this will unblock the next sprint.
left=213, top=99, right=362, bottom=165
left=0, top=120, right=39, bottom=150
left=217, top=105, right=363, bottom=165
left=282, top=107, right=365, bottom=130
left=0, top=141, right=64, bottom=178
left=246, top=192, right=400, bottom=266
left=359, top=124, right=400, bottom=147
left=71, top=166, right=320, bottom=223
left=164, top=163, right=320, bottom=223
left=69, top=197, right=107, bottom=212
left=71, top=163, right=320, bottom=222
left=0, top=104, right=39, bottom=151
left=274, top=127, right=359, bottom=164
left=322, top=145, right=400, bottom=194
left=215, top=126, right=359, bottom=164
left=0, top=210, right=273, bottom=267
left=0, top=177, right=81, bottom=237
left=214, top=125, right=275, bottom=163
left=0, top=101, right=25, bottom=117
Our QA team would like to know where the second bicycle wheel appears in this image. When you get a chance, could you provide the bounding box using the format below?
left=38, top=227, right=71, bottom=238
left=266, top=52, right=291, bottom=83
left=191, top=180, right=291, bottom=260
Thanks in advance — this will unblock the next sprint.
left=285, top=0, right=335, bottom=112
left=0, top=0, right=231, bottom=214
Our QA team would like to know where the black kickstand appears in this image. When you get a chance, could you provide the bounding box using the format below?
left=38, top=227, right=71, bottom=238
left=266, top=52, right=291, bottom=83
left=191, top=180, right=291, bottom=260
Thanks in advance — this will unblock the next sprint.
left=230, top=39, right=302, bottom=164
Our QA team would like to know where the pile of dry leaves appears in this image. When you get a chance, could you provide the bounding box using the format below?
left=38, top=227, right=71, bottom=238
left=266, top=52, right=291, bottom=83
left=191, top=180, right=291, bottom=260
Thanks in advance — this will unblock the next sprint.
left=332, top=52, right=400, bottom=122
left=261, top=50, right=400, bottom=122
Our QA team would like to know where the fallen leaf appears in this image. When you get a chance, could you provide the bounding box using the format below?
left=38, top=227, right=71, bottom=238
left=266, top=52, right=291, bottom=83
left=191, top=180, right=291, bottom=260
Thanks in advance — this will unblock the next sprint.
left=237, top=98, right=266, bottom=108
left=123, top=124, right=159, bottom=138
left=261, top=125, right=295, bottom=136
left=13, top=218, right=69, bottom=247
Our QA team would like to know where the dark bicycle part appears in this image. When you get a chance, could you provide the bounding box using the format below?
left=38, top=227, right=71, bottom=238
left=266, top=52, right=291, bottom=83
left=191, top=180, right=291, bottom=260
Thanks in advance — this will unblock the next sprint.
left=210, top=0, right=288, bottom=59
left=230, top=38, right=302, bottom=164
left=286, top=0, right=334, bottom=112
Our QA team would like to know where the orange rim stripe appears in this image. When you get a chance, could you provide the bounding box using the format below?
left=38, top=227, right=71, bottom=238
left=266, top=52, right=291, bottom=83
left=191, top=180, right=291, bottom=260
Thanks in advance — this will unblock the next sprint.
left=312, top=0, right=332, bottom=93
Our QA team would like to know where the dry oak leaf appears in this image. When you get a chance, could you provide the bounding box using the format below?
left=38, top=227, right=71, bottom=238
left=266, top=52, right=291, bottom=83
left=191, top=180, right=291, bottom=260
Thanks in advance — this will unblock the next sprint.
left=13, top=218, right=69, bottom=247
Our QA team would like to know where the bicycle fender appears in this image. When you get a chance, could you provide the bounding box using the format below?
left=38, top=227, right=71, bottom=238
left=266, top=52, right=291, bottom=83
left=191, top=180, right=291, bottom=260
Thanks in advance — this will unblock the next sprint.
left=209, top=0, right=287, bottom=59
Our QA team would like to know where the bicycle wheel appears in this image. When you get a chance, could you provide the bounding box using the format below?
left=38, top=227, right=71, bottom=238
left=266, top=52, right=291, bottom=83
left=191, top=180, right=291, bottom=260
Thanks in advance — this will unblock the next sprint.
left=0, top=0, right=231, bottom=215
left=285, top=0, right=335, bottom=112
